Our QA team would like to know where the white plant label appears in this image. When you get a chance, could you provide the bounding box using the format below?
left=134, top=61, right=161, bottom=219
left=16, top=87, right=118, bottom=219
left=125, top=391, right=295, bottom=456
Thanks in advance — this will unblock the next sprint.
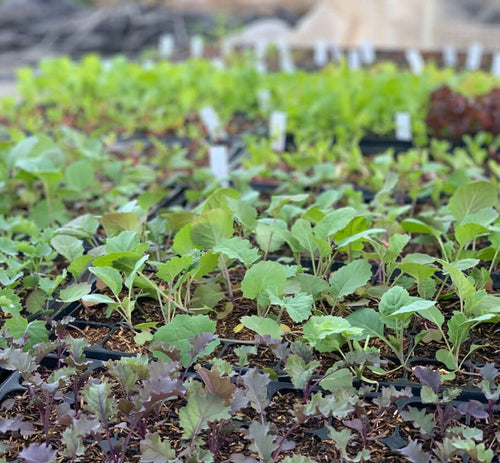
left=190, top=35, right=204, bottom=58
left=209, top=145, right=230, bottom=187
left=466, top=42, right=482, bottom=71
left=221, top=39, right=232, bottom=56
left=255, top=40, right=267, bottom=61
left=211, top=59, right=225, bottom=70
left=270, top=111, right=287, bottom=152
left=314, top=40, right=329, bottom=67
left=406, top=49, right=425, bottom=74
left=102, top=59, right=113, bottom=72
left=200, top=106, right=226, bottom=141
left=492, top=52, right=500, bottom=77
left=277, top=40, right=295, bottom=73
left=331, top=43, right=343, bottom=62
left=395, top=112, right=412, bottom=142
left=257, top=89, right=271, bottom=113
left=159, top=34, right=174, bottom=58
left=347, top=49, right=361, bottom=70
left=442, top=45, right=457, bottom=68
left=360, top=39, right=375, bottom=65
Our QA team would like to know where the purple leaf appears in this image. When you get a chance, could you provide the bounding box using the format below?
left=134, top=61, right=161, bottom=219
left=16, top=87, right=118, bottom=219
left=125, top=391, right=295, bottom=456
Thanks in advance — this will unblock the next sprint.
left=478, top=363, right=498, bottom=384
left=399, top=440, right=431, bottom=463
left=0, top=415, right=34, bottom=435
left=19, top=443, right=57, bottom=463
left=413, top=366, right=440, bottom=391
left=188, top=332, right=218, bottom=358
left=343, top=418, right=365, bottom=436
left=241, top=369, right=270, bottom=416
left=230, top=454, right=260, bottom=463
left=457, top=400, right=489, bottom=419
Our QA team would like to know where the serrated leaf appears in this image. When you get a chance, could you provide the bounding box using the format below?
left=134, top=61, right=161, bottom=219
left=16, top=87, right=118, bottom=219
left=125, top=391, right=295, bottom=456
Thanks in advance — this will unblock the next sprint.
left=329, top=259, right=371, bottom=301
left=449, top=181, right=497, bottom=223
left=68, top=255, right=94, bottom=278
left=314, top=208, right=360, bottom=240
left=190, top=209, right=233, bottom=249
left=213, top=237, right=260, bottom=266
left=179, top=381, right=231, bottom=439
left=19, top=443, right=57, bottom=463
left=400, top=407, right=436, bottom=435
left=105, top=231, right=140, bottom=253
left=241, top=261, right=286, bottom=301
left=195, top=365, right=236, bottom=401
left=399, top=440, right=431, bottom=463
left=152, top=315, right=218, bottom=367
left=242, top=369, right=270, bottom=415
left=246, top=422, right=277, bottom=462
left=157, top=256, right=194, bottom=284
left=285, top=354, right=320, bottom=389
left=282, top=292, right=314, bottom=323
left=83, top=381, right=116, bottom=422
left=241, top=316, right=282, bottom=339
left=50, top=235, right=83, bottom=261
left=140, top=433, right=176, bottom=462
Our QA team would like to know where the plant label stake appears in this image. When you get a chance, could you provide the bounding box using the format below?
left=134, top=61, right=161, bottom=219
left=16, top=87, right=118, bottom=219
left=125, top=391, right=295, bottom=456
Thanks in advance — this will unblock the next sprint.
left=360, top=39, right=376, bottom=65
left=395, top=112, right=412, bottom=142
left=222, top=38, right=232, bottom=56
left=442, top=45, right=457, bottom=68
left=465, top=42, right=483, bottom=71
left=200, top=106, right=227, bottom=141
left=211, top=59, right=225, bottom=70
left=159, top=34, right=174, bottom=58
left=314, top=40, right=329, bottom=67
left=277, top=40, right=295, bottom=73
left=348, top=49, right=361, bottom=70
left=254, top=40, right=268, bottom=74
left=190, top=35, right=204, bottom=59
left=331, top=43, right=343, bottom=62
left=406, top=49, right=425, bottom=74
left=270, top=111, right=287, bottom=152
left=209, top=145, right=230, bottom=187
left=491, top=52, right=500, bottom=77
left=257, top=89, right=271, bottom=113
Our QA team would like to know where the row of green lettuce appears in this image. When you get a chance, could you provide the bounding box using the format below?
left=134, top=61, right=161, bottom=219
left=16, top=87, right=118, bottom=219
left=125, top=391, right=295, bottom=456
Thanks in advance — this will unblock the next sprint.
left=1, top=55, right=499, bottom=143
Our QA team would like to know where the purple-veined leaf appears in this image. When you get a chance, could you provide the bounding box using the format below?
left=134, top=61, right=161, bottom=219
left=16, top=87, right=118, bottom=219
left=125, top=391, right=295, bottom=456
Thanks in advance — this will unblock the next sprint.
left=140, top=433, right=176, bottom=462
left=247, top=421, right=280, bottom=462
left=19, top=443, right=57, bottom=463
left=241, top=369, right=270, bottom=416
left=400, top=407, right=436, bottom=436
left=373, top=386, right=412, bottom=409
left=478, top=363, right=498, bottom=384
left=194, top=364, right=236, bottom=402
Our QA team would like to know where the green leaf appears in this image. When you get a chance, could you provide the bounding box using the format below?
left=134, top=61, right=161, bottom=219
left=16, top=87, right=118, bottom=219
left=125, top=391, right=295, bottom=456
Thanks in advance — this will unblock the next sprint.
left=401, top=218, right=439, bottom=235
left=59, top=283, right=92, bottom=302
left=247, top=421, right=276, bottom=462
left=190, top=209, right=233, bottom=249
left=390, top=299, right=436, bottom=317
left=449, top=181, right=498, bottom=223
left=436, top=349, right=456, bottom=370
left=314, top=207, right=359, bottom=240
left=283, top=292, right=314, bottom=323
left=213, top=237, right=260, bottom=266
left=378, top=286, right=413, bottom=329
left=438, top=260, right=476, bottom=303
left=83, top=381, right=116, bottom=422
left=226, top=197, right=257, bottom=229
left=303, top=316, right=362, bottom=352
left=297, top=274, right=329, bottom=298
left=255, top=218, right=287, bottom=253
left=241, top=261, right=287, bottom=300
left=153, top=315, right=218, bottom=367
left=137, top=191, right=166, bottom=212
left=101, top=212, right=141, bottom=235
left=50, top=235, right=83, bottom=261
left=285, top=354, right=321, bottom=389
left=400, top=253, right=437, bottom=280
left=68, top=255, right=94, bottom=278
left=4, top=317, right=49, bottom=348
left=419, top=306, right=445, bottom=328
left=157, top=256, right=194, bottom=284
left=319, top=368, right=354, bottom=391
left=346, top=308, right=385, bottom=340
left=179, top=380, right=231, bottom=439
left=82, top=294, right=115, bottom=304
left=140, top=434, right=175, bottom=462
left=329, top=260, right=371, bottom=301
left=89, top=266, right=122, bottom=297
left=65, top=160, right=94, bottom=191
left=105, top=231, right=140, bottom=253
left=173, top=224, right=195, bottom=254
left=241, top=315, right=283, bottom=339
left=335, top=229, right=386, bottom=249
